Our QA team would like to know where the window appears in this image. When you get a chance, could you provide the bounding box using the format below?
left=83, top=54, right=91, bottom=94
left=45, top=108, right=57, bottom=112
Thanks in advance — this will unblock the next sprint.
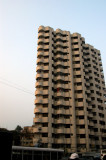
left=71, top=36, right=78, bottom=39
left=74, top=75, right=81, bottom=78
left=43, top=95, right=48, bottom=98
left=74, top=82, right=82, bottom=86
left=80, top=134, right=86, bottom=138
left=42, top=133, right=48, bottom=137
left=73, top=61, right=80, bottom=64
left=65, top=134, right=70, bottom=138
left=42, top=123, right=48, bottom=127
left=72, top=48, right=79, bottom=51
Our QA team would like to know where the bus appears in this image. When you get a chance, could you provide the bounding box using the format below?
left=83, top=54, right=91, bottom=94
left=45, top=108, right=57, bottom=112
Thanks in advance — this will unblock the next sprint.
left=12, top=146, right=64, bottom=160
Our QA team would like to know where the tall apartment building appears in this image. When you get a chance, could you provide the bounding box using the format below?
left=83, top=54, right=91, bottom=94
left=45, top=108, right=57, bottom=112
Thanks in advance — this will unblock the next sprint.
left=33, top=25, right=106, bottom=153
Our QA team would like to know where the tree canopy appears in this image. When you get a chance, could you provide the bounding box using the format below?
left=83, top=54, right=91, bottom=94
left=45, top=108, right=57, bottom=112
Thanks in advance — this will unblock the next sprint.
left=15, top=125, right=23, bottom=133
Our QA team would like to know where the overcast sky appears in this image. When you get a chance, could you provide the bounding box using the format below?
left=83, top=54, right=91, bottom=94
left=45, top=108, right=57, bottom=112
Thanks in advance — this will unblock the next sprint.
left=0, top=0, right=106, bottom=130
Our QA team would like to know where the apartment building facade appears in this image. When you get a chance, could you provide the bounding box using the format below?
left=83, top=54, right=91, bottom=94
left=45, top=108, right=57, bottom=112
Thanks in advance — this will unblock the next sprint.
left=33, top=26, right=106, bottom=153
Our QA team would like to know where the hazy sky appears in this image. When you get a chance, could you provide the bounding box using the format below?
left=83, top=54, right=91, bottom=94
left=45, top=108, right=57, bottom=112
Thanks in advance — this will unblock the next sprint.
left=0, top=0, right=106, bottom=130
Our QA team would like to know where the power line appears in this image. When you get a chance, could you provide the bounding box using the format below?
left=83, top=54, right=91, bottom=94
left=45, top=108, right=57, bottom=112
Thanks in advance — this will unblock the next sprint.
left=0, top=80, right=34, bottom=96
left=0, top=76, right=34, bottom=93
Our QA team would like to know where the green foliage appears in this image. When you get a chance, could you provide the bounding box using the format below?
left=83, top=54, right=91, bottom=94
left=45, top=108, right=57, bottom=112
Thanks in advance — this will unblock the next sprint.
left=15, top=125, right=23, bottom=133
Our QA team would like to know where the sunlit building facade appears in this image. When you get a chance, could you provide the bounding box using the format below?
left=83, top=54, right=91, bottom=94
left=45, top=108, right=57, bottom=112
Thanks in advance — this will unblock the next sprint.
left=33, top=26, right=106, bottom=153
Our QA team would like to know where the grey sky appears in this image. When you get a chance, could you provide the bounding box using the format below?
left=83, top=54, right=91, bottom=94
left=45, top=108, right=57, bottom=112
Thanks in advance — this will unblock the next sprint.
left=0, top=0, right=106, bottom=130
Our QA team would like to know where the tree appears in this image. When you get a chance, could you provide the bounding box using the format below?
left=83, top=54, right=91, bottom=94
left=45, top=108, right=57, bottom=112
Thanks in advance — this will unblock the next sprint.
left=15, top=125, right=23, bottom=133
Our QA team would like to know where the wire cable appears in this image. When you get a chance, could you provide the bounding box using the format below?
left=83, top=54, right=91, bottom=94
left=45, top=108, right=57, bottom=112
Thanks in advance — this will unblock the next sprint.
left=0, top=80, right=34, bottom=96
left=0, top=76, right=34, bottom=93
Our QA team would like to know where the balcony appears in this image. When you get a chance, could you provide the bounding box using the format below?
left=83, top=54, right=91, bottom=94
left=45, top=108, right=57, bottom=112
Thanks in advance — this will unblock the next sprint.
left=36, top=73, right=43, bottom=79
left=65, top=138, right=71, bottom=144
left=73, top=57, right=80, bottom=61
left=56, top=29, right=63, bottom=34
left=65, top=101, right=70, bottom=106
left=56, top=109, right=64, bottom=114
left=88, top=113, right=93, bottom=118
left=65, top=110, right=71, bottom=115
left=64, top=62, right=68, bottom=66
left=84, top=68, right=88, bottom=72
left=87, top=97, right=91, bottom=102
left=36, top=65, right=43, bottom=71
left=75, top=102, right=83, bottom=107
left=65, top=128, right=71, bottom=134
left=56, top=35, right=62, bottom=40
left=72, top=39, right=78, bottom=43
left=37, top=52, right=44, bottom=57
left=38, top=26, right=45, bottom=32
left=55, top=139, right=64, bottom=144
left=37, top=58, right=44, bottom=64
left=55, top=128, right=64, bottom=134
left=35, top=90, right=42, bottom=95
left=99, top=62, right=102, bottom=66
left=43, top=59, right=49, bottom=63
left=42, top=90, right=49, bottom=95
left=76, top=119, right=85, bottom=125
left=64, top=92, right=69, bottom=97
left=42, top=108, right=48, bottom=113
left=64, top=55, right=68, bottom=60
left=56, top=61, right=63, bottom=66
left=34, top=108, right=42, bottom=114
left=37, top=38, right=44, bottom=45
left=72, top=46, right=79, bottom=51
left=56, top=83, right=64, bottom=88
left=90, top=141, right=95, bottom=145
left=64, top=84, right=69, bottom=89
left=42, top=137, right=49, bottom=143
left=85, top=75, right=89, bottom=80
left=86, top=82, right=90, bottom=87
left=88, top=130, right=95, bottom=135
left=35, top=99, right=42, bottom=104
left=63, top=49, right=68, bottom=54
left=64, top=76, right=69, bottom=81
left=76, top=129, right=85, bottom=134
left=76, top=110, right=84, bottom=116
left=37, top=45, right=44, bottom=51
left=55, top=92, right=64, bottom=97
left=88, top=121, right=94, bottom=126
left=55, top=100, right=64, bottom=106
left=44, top=33, right=50, bottom=37
left=86, top=90, right=90, bottom=94
left=56, top=68, right=63, bottom=73
left=43, top=99, right=49, bottom=104
left=74, top=78, right=82, bottom=83
left=43, top=45, right=49, bottom=50
left=33, top=127, right=42, bottom=133
left=74, top=71, right=81, bottom=75
left=65, top=119, right=71, bottom=124
left=77, top=138, right=86, bottom=144
left=73, top=64, right=80, bottom=68
left=56, top=119, right=64, bottom=124
left=43, top=81, right=49, bottom=86
left=43, top=66, right=49, bottom=70
left=37, top=38, right=49, bottom=45
left=72, top=50, right=79, bottom=55
left=42, top=73, right=49, bottom=79
left=36, top=81, right=43, bottom=87
left=42, top=127, right=48, bottom=133
left=75, top=94, right=83, bottom=99
left=55, top=54, right=63, bottom=59
left=42, top=117, right=48, bottom=122
left=44, top=52, right=49, bottom=56
left=33, top=118, right=42, bottom=123
left=55, top=75, right=64, bottom=81
left=38, top=32, right=44, bottom=38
